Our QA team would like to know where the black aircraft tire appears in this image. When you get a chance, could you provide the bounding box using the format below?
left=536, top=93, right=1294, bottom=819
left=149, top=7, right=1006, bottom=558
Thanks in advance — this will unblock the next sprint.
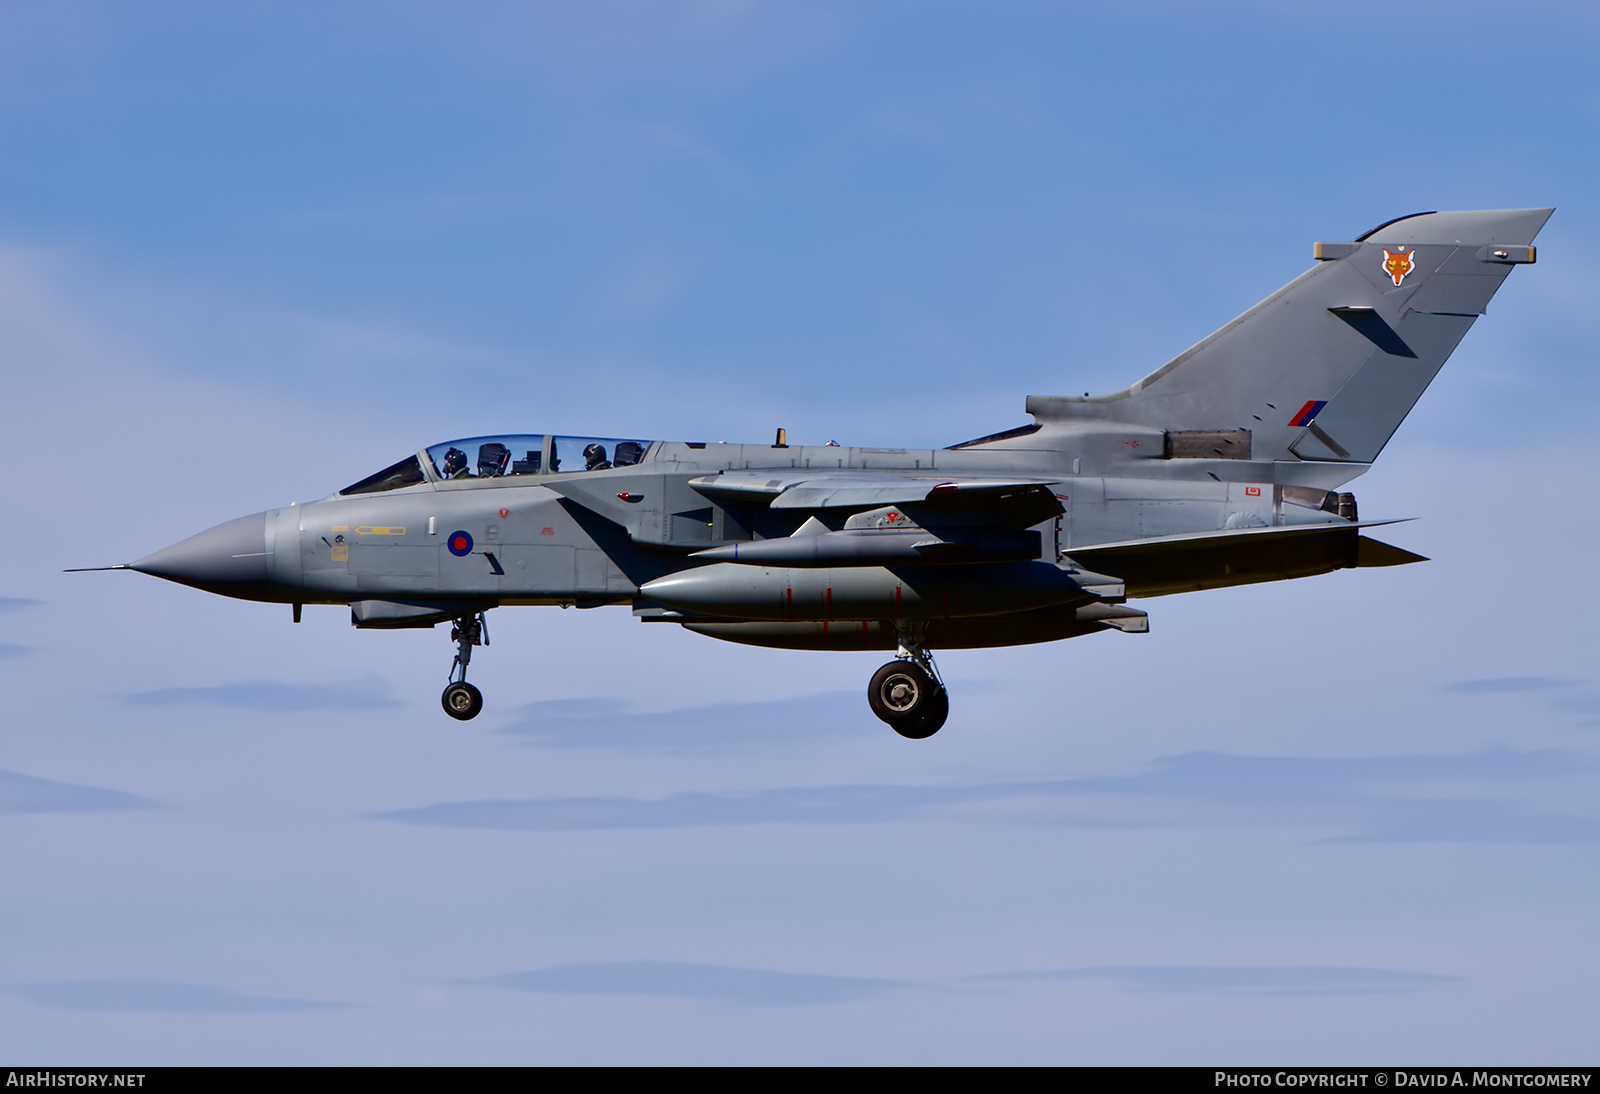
left=442, top=681, right=484, bottom=721
left=868, top=661, right=945, bottom=736
left=893, top=686, right=948, bottom=740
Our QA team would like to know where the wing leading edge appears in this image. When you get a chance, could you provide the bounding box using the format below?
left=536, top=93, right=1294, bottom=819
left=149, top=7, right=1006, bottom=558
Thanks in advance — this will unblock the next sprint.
left=1065, top=520, right=1425, bottom=599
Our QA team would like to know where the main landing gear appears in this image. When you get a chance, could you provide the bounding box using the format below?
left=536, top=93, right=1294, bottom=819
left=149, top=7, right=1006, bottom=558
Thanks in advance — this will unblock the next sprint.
left=867, top=627, right=949, bottom=739
left=441, top=612, right=488, bottom=721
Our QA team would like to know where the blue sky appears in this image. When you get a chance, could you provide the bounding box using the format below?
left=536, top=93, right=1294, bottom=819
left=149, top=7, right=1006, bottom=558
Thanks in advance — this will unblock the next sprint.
left=1, top=0, right=1597, bottom=1063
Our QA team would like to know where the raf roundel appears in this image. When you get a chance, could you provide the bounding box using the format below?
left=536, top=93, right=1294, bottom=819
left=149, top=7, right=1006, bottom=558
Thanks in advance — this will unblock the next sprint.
left=447, top=531, right=474, bottom=557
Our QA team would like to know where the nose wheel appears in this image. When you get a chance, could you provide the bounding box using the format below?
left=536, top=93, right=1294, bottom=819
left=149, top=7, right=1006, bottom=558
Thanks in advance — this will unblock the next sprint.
left=868, top=628, right=949, bottom=738
left=442, top=680, right=483, bottom=720
left=441, top=612, right=489, bottom=721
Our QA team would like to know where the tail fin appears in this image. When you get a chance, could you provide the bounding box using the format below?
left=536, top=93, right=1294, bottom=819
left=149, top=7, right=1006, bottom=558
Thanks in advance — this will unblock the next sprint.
left=1028, top=208, right=1553, bottom=463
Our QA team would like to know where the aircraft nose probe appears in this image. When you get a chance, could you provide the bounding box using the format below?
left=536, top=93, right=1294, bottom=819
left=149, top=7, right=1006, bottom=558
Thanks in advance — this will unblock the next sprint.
left=123, top=512, right=273, bottom=597
left=64, top=513, right=275, bottom=595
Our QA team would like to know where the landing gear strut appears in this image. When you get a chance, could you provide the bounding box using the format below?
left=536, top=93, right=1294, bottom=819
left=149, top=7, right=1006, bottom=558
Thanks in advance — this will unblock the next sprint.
left=868, top=626, right=949, bottom=739
left=441, top=611, right=488, bottom=721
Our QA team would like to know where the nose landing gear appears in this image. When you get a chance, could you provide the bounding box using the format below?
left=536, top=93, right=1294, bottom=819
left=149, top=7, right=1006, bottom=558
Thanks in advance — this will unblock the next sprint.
left=868, top=627, right=949, bottom=739
left=441, top=612, right=488, bottom=721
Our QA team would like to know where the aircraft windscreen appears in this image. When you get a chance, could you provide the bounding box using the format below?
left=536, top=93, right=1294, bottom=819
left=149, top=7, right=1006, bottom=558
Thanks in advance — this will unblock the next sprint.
left=341, top=454, right=427, bottom=496
left=550, top=436, right=650, bottom=473
left=427, top=435, right=547, bottom=480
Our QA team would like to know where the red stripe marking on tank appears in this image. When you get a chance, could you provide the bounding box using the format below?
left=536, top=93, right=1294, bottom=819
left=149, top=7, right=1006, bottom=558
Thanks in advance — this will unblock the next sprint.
left=826, top=585, right=833, bottom=621
left=786, top=585, right=793, bottom=621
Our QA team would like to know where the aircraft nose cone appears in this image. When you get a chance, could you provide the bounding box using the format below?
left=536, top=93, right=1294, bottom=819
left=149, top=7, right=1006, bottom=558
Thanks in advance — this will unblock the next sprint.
left=130, top=512, right=272, bottom=599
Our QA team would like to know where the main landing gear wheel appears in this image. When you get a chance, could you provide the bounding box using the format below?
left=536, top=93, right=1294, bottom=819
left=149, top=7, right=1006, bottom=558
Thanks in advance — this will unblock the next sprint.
left=868, top=661, right=949, bottom=739
left=441, top=680, right=483, bottom=721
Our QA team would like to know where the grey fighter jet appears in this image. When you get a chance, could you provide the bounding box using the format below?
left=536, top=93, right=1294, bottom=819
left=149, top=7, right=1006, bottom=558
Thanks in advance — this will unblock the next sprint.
left=91, top=208, right=1551, bottom=737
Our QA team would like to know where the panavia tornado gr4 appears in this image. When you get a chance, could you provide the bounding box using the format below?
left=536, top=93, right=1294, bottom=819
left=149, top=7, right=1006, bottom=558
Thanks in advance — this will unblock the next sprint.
left=94, top=208, right=1551, bottom=737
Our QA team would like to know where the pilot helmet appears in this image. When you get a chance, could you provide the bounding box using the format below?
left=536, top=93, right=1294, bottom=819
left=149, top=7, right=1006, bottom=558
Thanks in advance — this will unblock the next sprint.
left=443, top=447, right=468, bottom=477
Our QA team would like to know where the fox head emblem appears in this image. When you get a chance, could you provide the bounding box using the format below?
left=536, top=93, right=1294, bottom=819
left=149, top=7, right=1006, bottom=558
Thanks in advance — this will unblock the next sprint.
left=1382, top=247, right=1416, bottom=287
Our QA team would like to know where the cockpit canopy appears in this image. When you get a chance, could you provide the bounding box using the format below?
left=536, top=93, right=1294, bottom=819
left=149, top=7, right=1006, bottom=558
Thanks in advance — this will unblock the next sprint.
left=340, top=454, right=427, bottom=496
left=339, top=433, right=654, bottom=496
left=429, top=435, right=550, bottom=480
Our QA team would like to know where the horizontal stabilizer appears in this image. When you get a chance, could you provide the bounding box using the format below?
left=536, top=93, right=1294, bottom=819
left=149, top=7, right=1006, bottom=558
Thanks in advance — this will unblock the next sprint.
left=1066, top=519, right=1410, bottom=598
left=1070, top=518, right=1407, bottom=558
left=1356, top=536, right=1428, bottom=567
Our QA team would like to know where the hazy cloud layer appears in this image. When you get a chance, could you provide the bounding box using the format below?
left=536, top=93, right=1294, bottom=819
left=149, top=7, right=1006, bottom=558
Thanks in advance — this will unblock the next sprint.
left=479, top=961, right=1452, bottom=1002
left=14, top=980, right=342, bottom=1013
left=979, top=966, right=1457, bottom=996
left=1550, top=691, right=1600, bottom=722
left=0, top=597, right=42, bottom=612
left=0, top=769, right=156, bottom=816
left=123, top=680, right=404, bottom=713
left=1447, top=677, right=1600, bottom=727
left=378, top=749, right=1600, bottom=843
left=1446, top=677, right=1580, bottom=694
left=478, top=962, right=906, bottom=1006
left=0, top=643, right=29, bottom=658
left=499, top=692, right=875, bottom=751
left=382, top=782, right=990, bottom=830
